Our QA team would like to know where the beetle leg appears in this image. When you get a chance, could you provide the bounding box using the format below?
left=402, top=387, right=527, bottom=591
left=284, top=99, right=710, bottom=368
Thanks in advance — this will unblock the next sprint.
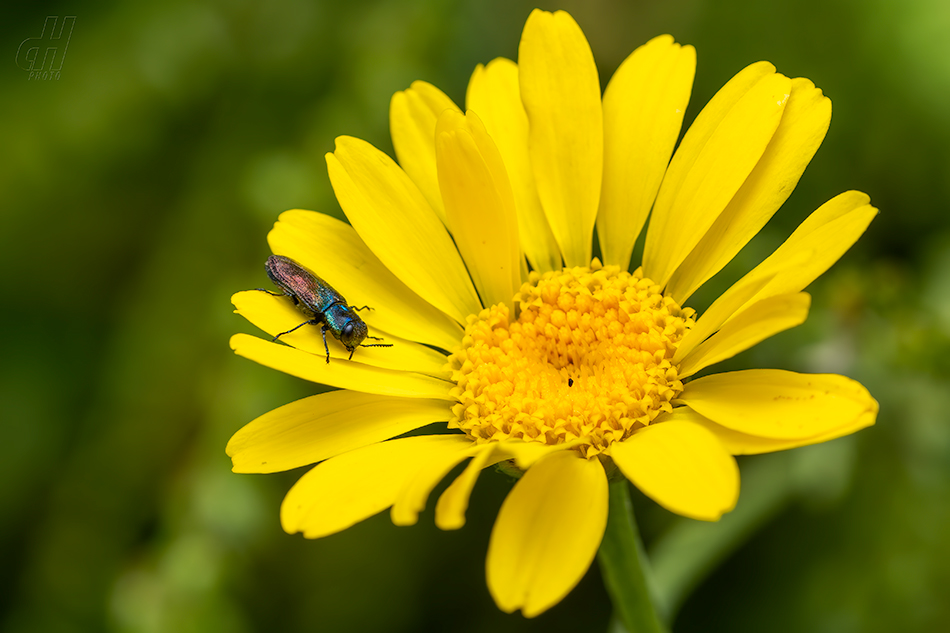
left=321, top=323, right=331, bottom=363
left=272, top=318, right=317, bottom=342
left=256, top=288, right=300, bottom=307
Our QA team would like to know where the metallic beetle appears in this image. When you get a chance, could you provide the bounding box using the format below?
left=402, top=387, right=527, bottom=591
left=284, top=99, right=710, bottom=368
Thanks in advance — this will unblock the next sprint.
left=259, top=255, right=392, bottom=362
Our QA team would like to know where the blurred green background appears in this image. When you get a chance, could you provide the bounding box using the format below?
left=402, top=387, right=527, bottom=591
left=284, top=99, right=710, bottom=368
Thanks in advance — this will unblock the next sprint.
left=2, top=0, right=949, bottom=631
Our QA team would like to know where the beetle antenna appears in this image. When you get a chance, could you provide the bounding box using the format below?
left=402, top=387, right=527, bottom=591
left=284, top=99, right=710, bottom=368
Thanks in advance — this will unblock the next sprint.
left=361, top=343, right=393, bottom=349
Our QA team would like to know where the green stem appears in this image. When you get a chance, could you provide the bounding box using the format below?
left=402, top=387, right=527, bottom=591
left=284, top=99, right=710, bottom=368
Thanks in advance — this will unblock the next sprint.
left=597, top=479, right=667, bottom=633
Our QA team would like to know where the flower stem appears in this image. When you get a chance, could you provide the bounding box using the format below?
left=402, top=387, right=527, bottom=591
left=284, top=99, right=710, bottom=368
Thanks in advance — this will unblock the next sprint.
left=598, top=479, right=667, bottom=633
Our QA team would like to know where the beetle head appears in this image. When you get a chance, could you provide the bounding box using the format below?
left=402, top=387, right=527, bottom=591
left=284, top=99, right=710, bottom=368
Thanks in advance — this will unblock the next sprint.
left=341, top=318, right=369, bottom=357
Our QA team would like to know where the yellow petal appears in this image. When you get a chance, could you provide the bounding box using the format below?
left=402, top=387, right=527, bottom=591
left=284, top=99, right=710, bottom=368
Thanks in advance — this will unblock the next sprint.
left=391, top=440, right=480, bottom=526
left=433, top=441, right=577, bottom=532
left=674, top=257, right=786, bottom=358
left=281, top=435, right=473, bottom=538
left=727, top=190, right=878, bottom=314
left=230, top=333, right=454, bottom=400
left=679, top=369, right=879, bottom=439
left=326, top=136, right=482, bottom=324
left=390, top=81, right=462, bottom=223
left=598, top=35, right=695, bottom=271
left=500, top=440, right=579, bottom=470
left=436, top=109, right=521, bottom=308
left=466, top=58, right=561, bottom=273
left=670, top=406, right=876, bottom=455
left=518, top=9, right=603, bottom=267
left=610, top=419, right=739, bottom=521
left=666, top=77, right=832, bottom=302
left=267, top=209, right=463, bottom=352
left=677, top=292, right=811, bottom=378
left=487, top=450, right=607, bottom=617
left=435, top=444, right=509, bottom=530
left=689, top=192, right=876, bottom=335
left=232, top=290, right=450, bottom=378
left=644, top=63, right=791, bottom=287
left=227, top=391, right=451, bottom=474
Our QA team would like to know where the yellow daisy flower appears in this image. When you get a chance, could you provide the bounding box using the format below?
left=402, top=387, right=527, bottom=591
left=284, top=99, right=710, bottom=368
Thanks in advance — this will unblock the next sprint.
left=228, top=9, right=878, bottom=618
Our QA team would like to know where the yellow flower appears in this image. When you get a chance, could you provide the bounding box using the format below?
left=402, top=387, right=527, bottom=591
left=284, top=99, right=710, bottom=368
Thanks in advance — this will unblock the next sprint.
left=228, top=9, right=878, bottom=618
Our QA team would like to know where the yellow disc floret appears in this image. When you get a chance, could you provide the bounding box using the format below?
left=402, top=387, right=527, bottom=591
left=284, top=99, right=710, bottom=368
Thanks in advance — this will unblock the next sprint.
left=447, top=260, right=695, bottom=458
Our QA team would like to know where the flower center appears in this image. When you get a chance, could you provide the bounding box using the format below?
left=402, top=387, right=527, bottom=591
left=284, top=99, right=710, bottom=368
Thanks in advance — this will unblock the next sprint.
left=447, top=260, right=695, bottom=458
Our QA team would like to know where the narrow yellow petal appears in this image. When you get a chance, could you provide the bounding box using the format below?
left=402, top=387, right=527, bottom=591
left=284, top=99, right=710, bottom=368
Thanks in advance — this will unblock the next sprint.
left=436, top=109, right=521, bottom=308
left=644, top=63, right=791, bottom=287
left=518, top=9, right=603, bottom=267
left=233, top=290, right=450, bottom=378
left=610, top=420, right=739, bottom=521
left=326, top=136, right=482, bottom=324
left=227, top=391, right=451, bottom=474
left=727, top=191, right=878, bottom=314
left=679, top=193, right=874, bottom=345
left=497, top=440, right=578, bottom=469
left=679, top=369, right=879, bottom=440
left=435, top=444, right=509, bottom=530
left=666, top=77, right=832, bottom=302
left=230, top=333, right=454, bottom=400
left=390, top=81, right=462, bottom=223
left=466, top=58, right=561, bottom=273
left=669, top=406, right=876, bottom=455
left=677, top=292, right=811, bottom=378
left=267, top=209, right=463, bottom=352
left=487, top=451, right=607, bottom=617
left=391, top=441, right=479, bottom=526
left=280, top=435, right=472, bottom=538
left=433, top=441, right=577, bottom=532
left=598, top=35, right=695, bottom=271
left=674, top=256, right=790, bottom=358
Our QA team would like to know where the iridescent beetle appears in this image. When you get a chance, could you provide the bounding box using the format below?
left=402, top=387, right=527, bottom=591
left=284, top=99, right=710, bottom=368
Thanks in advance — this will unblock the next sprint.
left=258, top=255, right=392, bottom=363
